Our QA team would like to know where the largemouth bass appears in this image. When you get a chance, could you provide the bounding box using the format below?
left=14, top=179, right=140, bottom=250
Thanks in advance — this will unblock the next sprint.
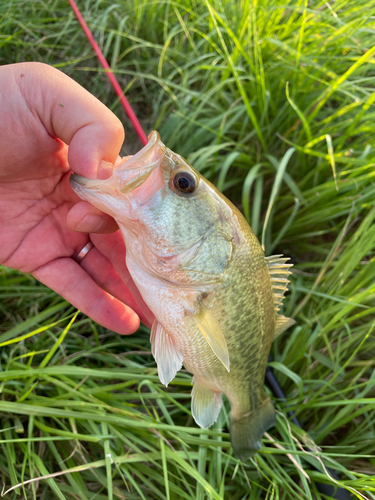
left=70, top=131, right=295, bottom=460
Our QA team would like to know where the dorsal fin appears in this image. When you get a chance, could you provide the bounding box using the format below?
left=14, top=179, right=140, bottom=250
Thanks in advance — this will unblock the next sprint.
left=265, top=255, right=293, bottom=311
left=265, top=255, right=295, bottom=337
left=275, top=315, right=295, bottom=337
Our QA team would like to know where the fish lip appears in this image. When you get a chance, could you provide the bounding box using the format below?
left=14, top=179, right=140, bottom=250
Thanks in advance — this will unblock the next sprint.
left=69, top=173, right=115, bottom=198
left=69, top=131, right=165, bottom=197
left=70, top=173, right=109, bottom=188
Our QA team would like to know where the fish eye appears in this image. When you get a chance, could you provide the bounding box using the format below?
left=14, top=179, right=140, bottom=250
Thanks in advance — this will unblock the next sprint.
left=171, top=170, right=198, bottom=195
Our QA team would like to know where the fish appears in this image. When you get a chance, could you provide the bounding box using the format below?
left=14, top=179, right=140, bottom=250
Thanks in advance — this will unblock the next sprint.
left=69, top=131, right=295, bottom=460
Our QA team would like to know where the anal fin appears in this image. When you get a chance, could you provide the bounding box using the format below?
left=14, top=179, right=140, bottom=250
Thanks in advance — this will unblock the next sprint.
left=150, top=320, right=183, bottom=386
left=191, top=377, right=222, bottom=428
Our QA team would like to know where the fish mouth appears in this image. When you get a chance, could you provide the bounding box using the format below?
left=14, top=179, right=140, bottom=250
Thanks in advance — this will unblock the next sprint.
left=69, top=131, right=166, bottom=214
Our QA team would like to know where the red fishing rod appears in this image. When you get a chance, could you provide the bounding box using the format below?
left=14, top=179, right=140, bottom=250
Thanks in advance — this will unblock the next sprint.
left=68, top=0, right=148, bottom=147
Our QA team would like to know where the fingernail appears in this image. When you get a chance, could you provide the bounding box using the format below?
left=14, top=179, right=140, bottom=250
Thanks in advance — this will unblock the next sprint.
left=97, top=160, right=113, bottom=180
left=74, top=214, right=105, bottom=233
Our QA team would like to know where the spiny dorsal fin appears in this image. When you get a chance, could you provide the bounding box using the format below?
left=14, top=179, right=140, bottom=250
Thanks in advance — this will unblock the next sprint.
left=265, top=254, right=293, bottom=312
left=265, top=255, right=295, bottom=337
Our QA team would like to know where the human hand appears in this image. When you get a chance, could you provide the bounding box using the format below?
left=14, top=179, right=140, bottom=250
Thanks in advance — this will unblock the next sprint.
left=0, top=62, right=153, bottom=333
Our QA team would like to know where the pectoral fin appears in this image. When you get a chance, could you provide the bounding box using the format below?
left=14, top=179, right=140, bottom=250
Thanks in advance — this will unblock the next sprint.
left=187, top=302, right=230, bottom=372
left=191, top=377, right=222, bottom=428
left=150, top=320, right=183, bottom=386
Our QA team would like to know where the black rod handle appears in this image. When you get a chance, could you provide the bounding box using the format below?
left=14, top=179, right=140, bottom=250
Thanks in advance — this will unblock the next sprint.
left=265, top=360, right=352, bottom=500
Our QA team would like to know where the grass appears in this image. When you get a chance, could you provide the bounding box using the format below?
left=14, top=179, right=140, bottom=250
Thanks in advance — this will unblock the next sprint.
left=1, top=0, right=375, bottom=498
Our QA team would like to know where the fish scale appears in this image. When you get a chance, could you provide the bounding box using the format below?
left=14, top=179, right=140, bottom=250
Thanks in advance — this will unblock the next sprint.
left=70, top=131, right=295, bottom=460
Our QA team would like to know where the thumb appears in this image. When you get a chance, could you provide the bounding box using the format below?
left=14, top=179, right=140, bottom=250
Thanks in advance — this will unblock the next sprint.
left=19, top=62, right=125, bottom=179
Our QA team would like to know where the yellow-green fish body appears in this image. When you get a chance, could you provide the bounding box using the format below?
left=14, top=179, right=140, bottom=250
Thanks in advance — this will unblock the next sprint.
left=70, top=131, right=294, bottom=460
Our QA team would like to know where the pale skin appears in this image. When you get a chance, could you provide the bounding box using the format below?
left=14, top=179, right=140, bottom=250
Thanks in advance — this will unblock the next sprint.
left=0, top=62, right=153, bottom=334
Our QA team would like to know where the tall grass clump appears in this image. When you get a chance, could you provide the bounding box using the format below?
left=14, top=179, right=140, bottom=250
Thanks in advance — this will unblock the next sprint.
left=1, top=0, right=375, bottom=498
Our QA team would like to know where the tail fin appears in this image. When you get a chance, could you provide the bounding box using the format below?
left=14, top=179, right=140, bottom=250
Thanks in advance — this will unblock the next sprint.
left=230, top=398, right=275, bottom=461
